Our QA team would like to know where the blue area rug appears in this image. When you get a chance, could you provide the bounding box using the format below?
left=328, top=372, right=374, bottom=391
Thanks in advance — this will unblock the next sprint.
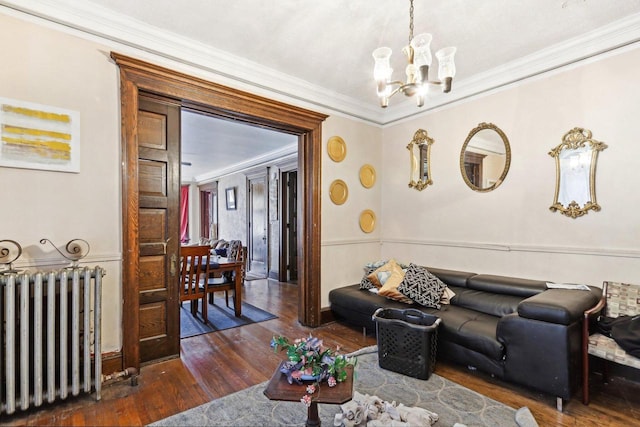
left=180, top=300, right=277, bottom=338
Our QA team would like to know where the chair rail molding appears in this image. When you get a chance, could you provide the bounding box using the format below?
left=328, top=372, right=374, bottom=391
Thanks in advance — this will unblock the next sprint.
left=382, top=238, right=640, bottom=259
left=322, top=237, right=381, bottom=247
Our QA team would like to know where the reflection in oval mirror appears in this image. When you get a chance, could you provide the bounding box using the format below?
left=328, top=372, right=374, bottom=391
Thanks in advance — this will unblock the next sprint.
left=548, top=127, right=607, bottom=218
left=407, top=129, right=434, bottom=191
left=460, top=123, right=511, bottom=192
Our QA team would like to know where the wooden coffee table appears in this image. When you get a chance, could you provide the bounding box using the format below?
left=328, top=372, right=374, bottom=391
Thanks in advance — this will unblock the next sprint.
left=264, top=362, right=354, bottom=427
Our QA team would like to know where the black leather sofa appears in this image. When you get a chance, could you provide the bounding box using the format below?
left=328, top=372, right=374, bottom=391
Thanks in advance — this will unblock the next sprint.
left=329, top=266, right=601, bottom=410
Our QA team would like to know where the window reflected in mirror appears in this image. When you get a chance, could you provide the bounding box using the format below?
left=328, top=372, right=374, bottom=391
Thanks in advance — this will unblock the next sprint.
left=460, top=123, right=511, bottom=192
left=549, top=127, right=607, bottom=218
left=407, top=129, right=434, bottom=191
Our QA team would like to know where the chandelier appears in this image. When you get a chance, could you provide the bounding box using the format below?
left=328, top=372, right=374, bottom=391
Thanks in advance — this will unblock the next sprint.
left=372, top=0, right=457, bottom=108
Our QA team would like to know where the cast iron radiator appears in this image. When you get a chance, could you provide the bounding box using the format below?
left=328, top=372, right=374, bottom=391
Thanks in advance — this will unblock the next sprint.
left=0, top=266, right=104, bottom=415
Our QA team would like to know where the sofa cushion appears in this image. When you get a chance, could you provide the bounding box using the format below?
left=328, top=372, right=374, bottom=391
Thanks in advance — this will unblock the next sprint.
left=426, top=267, right=476, bottom=288
left=330, top=285, right=428, bottom=330
left=466, top=274, right=546, bottom=298
left=451, top=287, right=523, bottom=318
left=518, top=287, right=601, bottom=325
left=437, top=305, right=504, bottom=361
left=397, top=264, right=447, bottom=309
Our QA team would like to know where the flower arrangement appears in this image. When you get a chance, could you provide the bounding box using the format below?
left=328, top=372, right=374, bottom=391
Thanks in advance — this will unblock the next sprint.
left=271, top=334, right=356, bottom=406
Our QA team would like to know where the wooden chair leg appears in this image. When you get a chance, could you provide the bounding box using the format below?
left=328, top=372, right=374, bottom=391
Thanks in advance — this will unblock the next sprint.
left=201, top=296, right=208, bottom=324
left=583, top=353, right=590, bottom=405
left=190, top=299, right=197, bottom=316
left=225, top=291, right=230, bottom=307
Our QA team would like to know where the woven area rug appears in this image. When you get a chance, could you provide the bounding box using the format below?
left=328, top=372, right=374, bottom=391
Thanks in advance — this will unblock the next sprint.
left=180, top=301, right=277, bottom=338
left=150, top=346, right=537, bottom=426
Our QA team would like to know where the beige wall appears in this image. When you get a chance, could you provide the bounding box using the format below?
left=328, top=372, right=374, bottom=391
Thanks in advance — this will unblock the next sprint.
left=378, top=46, right=640, bottom=287
left=320, top=115, right=382, bottom=306
left=0, top=14, right=122, bottom=351
left=3, top=10, right=639, bottom=355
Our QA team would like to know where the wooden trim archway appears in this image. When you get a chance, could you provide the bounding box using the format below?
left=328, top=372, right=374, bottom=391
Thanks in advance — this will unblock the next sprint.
left=111, top=52, right=327, bottom=369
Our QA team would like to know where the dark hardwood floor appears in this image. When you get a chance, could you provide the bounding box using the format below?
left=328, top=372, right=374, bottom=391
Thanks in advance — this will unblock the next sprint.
left=3, top=279, right=639, bottom=426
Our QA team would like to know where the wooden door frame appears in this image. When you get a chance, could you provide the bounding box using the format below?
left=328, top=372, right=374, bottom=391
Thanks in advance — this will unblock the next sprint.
left=112, top=52, right=327, bottom=370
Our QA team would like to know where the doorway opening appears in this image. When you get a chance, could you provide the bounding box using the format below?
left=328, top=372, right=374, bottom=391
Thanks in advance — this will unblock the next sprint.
left=114, top=52, right=326, bottom=369
left=179, top=109, right=299, bottom=339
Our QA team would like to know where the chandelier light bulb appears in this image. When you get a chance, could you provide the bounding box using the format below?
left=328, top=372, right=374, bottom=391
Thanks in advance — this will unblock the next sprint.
left=436, top=47, right=457, bottom=80
left=372, top=47, right=393, bottom=81
left=410, top=33, right=433, bottom=68
left=371, top=0, right=456, bottom=107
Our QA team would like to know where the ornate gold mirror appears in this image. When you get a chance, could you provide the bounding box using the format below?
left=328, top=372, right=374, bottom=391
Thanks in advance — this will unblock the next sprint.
left=460, top=122, right=511, bottom=192
left=549, top=127, right=607, bottom=218
left=407, top=129, right=434, bottom=191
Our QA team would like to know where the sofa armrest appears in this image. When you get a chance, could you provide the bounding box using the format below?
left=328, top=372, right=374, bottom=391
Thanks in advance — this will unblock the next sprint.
left=517, top=287, right=601, bottom=325
left=497, top=313, right=582, bottom=400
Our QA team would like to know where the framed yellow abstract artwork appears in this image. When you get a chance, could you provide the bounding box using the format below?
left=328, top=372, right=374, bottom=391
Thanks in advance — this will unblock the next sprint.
left=0, top=97, right=81, bottom=173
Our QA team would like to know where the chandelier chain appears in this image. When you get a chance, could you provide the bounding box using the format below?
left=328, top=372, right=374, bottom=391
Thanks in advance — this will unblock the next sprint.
left=409, top=0, right=414, bottom=44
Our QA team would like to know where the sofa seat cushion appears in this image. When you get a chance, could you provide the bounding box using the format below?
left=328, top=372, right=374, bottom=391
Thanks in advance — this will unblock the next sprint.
left=450, top=286, right=523, bottom=318
left=329, top=285, right=432, bottom=330
left=437, top=305, right=504, bottom=361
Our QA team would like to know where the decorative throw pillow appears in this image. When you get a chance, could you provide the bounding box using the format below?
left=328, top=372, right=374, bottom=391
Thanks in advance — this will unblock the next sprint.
left=398, top=263, right=447, bottom=309
left=367, top=269, right=393, bottom=288
left=359, top=266, right=378, bottom=290
left=440, top=286, right=456, bottom=305
left=376, top=260, right=414, bottom=304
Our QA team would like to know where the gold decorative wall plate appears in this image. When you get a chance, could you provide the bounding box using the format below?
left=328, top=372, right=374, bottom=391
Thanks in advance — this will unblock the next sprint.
left=327, top=136, right=347, bottom=162
left=329, top=179, right=348, bottom=205
left=359, top=164, right=376, bottom=188
left=359, top=209, right=376, bottom=233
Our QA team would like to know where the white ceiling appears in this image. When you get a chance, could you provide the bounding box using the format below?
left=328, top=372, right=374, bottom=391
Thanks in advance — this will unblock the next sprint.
left=181, top=111, right=297, bottom=182
left=3, top=0, right=640, bottom=179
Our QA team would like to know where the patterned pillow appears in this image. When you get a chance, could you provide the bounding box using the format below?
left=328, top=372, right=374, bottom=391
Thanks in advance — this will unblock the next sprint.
left=398, top=263, right=447, bottom=309
left=359, top=266, right=378, bottom=290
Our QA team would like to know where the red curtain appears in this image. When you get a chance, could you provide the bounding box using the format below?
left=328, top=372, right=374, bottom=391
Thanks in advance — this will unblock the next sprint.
left=180, top=185, right=189, bottom=243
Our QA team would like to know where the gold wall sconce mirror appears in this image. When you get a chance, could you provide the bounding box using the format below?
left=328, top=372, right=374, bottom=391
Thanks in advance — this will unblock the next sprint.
left=460, top=122, right=511, bottom=192
left=407, top=129, right=434, bottom=191
left=549, top=127, right=607, bottom=219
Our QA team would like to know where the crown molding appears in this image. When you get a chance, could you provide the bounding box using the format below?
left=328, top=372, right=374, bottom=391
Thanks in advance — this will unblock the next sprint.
left=2, top=1, right=640, bottom=126
left=192, top=143, right=298, bottom=184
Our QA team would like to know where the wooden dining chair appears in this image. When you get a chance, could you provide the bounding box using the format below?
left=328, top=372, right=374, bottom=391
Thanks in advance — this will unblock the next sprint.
left=208, top=240, right=243, bottom=307
left=179, top=245, right=211, bottom=323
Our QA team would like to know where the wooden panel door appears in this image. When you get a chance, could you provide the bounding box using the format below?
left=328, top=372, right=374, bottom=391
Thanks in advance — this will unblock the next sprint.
left=248, top=176, right=267, bottom=278
left=137, top=95, right=180, bottom=364
left=283, top=170, right=298, bottom=282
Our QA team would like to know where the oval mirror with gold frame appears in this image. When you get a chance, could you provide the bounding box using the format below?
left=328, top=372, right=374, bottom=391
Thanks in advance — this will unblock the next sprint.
left=548, top=127, right=607, bottom=219
left=460, top=122, right=511, bottom=192
left=407, top=129, right=434, bottom=191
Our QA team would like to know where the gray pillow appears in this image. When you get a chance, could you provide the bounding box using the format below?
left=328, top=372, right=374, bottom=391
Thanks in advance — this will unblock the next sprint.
left=398, top=263, right=447, bottom=309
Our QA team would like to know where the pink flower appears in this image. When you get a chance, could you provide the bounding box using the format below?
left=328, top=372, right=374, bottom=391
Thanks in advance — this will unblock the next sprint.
left=306, top=384, right=316, bottom=394
left=301, top=394, right=312, bottom=407
left=291, top=371, right=303, bottom=380
left=328, top=376, right=337, bottom=387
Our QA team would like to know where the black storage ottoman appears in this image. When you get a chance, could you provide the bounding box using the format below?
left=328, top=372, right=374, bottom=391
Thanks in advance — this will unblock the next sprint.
left=372, top=308, right=441, bottom=380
